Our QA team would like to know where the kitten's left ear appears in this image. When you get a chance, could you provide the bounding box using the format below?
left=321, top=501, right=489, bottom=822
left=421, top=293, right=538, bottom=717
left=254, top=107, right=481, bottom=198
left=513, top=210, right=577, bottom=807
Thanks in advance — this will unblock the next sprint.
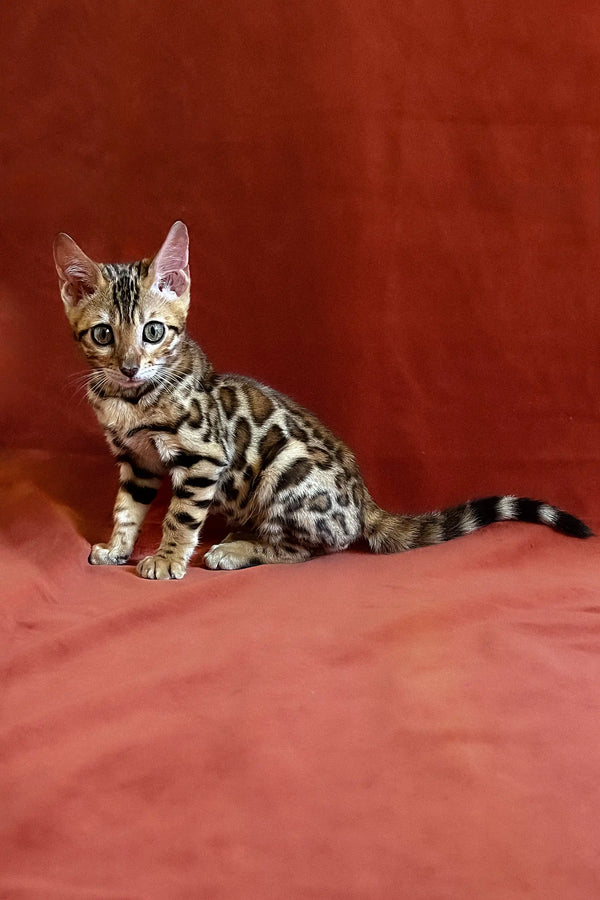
left=146, top=221, right=190, bottom=298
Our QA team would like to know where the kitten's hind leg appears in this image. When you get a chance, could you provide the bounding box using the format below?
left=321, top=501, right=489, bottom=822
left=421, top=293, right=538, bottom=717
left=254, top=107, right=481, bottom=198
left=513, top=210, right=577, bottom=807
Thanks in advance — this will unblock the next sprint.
left=204, top=539, right=313, bottom=570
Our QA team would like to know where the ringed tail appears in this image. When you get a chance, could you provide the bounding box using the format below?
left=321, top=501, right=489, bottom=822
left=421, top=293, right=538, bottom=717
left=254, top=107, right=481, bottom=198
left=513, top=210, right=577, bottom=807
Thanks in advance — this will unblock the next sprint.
left=363, top=495, right=593, bottom=554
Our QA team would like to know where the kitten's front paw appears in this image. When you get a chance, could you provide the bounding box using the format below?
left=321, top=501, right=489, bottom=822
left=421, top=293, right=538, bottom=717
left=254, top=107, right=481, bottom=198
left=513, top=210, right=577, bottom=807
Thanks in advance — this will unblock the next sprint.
left=89, top=543, right=129, bottom=566
left=137, top=554, right=187, bottom=580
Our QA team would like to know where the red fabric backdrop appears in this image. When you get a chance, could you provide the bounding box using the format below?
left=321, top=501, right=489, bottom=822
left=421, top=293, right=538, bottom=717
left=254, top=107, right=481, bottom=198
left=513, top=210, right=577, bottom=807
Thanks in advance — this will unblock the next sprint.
left=2, top=0, right=598, bottom=516
left=1, top=2, right=600, bottom=898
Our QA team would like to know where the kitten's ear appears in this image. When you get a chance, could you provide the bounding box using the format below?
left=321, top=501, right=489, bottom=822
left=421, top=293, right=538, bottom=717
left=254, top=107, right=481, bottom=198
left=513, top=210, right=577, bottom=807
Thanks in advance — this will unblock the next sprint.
left=53, top=233, right=104, bottom=307
left=146, top=221, right=190, bottom=298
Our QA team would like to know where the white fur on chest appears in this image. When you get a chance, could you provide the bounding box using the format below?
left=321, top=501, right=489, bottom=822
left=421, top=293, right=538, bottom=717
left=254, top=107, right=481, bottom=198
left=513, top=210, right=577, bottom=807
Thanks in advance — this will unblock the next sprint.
left=94, top=396, right=168, bottom=471
left=93, top=395, right=146, bottom=434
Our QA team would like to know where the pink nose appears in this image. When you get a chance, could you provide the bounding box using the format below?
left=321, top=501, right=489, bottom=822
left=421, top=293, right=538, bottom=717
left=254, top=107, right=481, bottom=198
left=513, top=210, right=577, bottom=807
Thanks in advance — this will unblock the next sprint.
left=120, top=365, right=139, bottom=378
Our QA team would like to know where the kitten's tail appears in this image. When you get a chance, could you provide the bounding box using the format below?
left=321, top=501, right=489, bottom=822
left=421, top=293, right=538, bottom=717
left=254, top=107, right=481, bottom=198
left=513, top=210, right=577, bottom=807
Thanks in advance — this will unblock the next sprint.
left=362, top=495, right=593, bottom=553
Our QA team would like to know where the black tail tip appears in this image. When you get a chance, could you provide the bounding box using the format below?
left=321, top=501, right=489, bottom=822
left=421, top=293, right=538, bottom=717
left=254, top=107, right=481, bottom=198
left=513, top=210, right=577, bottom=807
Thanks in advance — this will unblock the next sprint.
left=555, top=511, right=594, bottom=539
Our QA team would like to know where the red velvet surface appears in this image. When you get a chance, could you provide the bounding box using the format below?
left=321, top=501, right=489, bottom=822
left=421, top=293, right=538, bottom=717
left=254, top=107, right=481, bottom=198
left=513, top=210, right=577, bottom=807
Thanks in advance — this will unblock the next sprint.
left=1, top=1, right=599, bottom=897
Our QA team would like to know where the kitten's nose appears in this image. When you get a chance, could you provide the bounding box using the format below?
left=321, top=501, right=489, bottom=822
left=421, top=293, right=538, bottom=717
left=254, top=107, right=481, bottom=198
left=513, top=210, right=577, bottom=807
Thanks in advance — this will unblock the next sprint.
left=120, top=365, right=139, bottom=378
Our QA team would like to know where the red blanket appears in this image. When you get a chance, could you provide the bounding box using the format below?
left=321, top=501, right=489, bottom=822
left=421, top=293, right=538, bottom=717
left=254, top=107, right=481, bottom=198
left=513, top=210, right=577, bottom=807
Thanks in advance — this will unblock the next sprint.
left=1, top=452, right=599, bottom=898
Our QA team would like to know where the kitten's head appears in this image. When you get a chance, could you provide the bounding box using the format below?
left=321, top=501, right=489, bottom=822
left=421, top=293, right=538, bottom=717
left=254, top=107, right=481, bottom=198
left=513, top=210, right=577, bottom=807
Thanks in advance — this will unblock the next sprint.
left=54, top=221, right=191, bottom=391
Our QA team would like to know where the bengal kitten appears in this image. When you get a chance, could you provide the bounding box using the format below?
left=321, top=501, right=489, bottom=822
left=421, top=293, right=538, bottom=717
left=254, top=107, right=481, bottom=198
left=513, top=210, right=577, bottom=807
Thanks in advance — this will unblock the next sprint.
left=53, top=222, right=592, bottom=579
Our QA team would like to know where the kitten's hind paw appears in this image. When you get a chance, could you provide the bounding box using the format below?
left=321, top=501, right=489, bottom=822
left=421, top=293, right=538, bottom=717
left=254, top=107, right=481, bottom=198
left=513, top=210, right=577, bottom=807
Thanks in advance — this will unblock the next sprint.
left=204, top=541, right=263, bottom=570
left=89, top=543, right=129, bottom=566
left=137, top=554, right=187, bottom=580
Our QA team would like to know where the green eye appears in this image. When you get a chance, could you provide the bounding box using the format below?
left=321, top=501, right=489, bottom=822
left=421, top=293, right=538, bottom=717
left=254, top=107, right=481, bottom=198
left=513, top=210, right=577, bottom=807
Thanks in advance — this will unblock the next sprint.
left=143, top=321, right=165, bottom=343
left=91, top=324, right=114, bottom=346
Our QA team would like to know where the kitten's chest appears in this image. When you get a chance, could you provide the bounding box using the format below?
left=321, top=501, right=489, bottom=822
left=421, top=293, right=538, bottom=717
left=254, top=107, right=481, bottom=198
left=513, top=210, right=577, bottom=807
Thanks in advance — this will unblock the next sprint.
left=94, top=395, right=176, bottom=470
left=94, top=395, right=152, bottom=436
left=92, top=388, right=222, bottom=471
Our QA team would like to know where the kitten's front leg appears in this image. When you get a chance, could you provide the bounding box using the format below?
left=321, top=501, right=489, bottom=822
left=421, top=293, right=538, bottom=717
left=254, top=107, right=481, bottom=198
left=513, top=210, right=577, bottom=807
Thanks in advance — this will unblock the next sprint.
left=137, top=457, right=224, bottom=579
left=89, top=461, right=162, bottom=566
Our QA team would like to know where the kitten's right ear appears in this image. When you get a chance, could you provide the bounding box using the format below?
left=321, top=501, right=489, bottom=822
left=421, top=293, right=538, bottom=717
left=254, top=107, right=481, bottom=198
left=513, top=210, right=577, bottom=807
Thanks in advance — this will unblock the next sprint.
left=53, top=233, right=104, bottom=307
left=146, top=221, right=190, bottom=298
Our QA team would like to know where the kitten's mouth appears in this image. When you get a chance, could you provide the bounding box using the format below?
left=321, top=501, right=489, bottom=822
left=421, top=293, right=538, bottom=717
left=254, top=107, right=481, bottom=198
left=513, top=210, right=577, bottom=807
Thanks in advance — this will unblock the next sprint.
left=112, top=373, right=148, bottom=389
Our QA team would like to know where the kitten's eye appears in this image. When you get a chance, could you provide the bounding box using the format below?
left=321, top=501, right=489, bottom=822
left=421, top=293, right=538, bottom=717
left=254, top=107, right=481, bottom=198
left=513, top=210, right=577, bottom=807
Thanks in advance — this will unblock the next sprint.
left=91, top=324, right=114, bottom=346
left=143, top=321, right=165, bottom=343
